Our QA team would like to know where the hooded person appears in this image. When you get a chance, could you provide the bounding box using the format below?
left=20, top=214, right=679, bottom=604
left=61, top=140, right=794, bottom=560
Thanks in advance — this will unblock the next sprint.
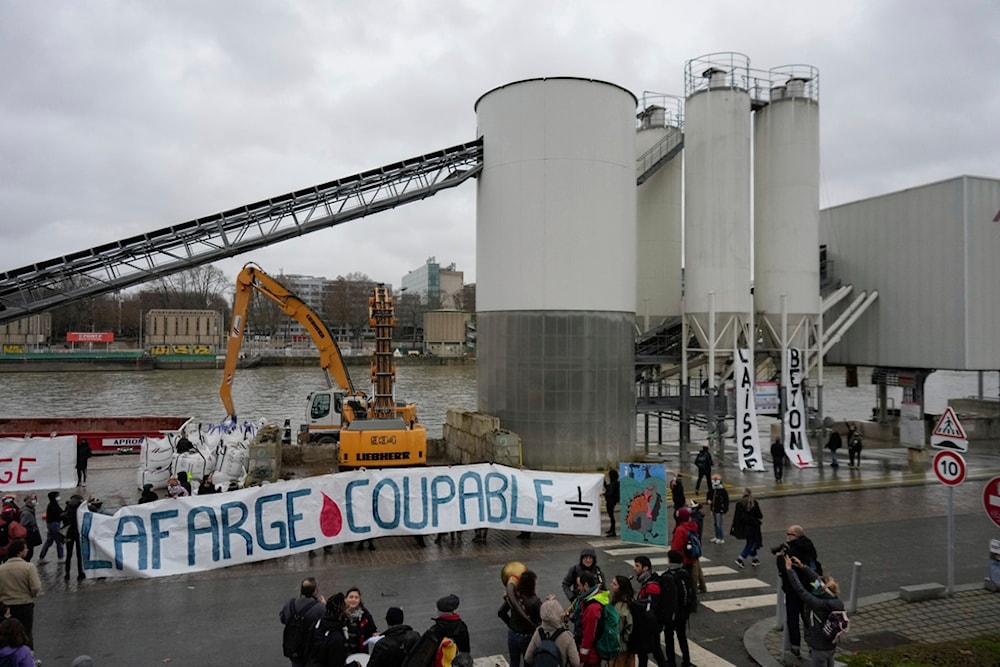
left=368, top=606, right=420, bottom=667
left=62, top=494, right=86, bottom=580
left=429, top=594, right=470, bottom=654
left=670, top=507, right=700, bottom=568
left=524, top=598, right=581, bottom=667
left=561, top=548, right=605, bottom=602
left=18, top=496, right=41, bottom=561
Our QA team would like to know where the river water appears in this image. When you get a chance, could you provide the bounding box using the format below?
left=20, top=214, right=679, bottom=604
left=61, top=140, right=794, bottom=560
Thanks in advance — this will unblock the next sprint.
left=0, top=364, right=996, bottom=439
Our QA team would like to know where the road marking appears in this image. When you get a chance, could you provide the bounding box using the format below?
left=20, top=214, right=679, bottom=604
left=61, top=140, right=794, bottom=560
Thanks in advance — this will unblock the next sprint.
left=679, top=639, right=738, bottom=667
left=606, top=546, right=669, bottom=556
left=702, top=577, right=770, bottom=592
left=702, top=565, right=736, bottom=576
left=474, top=657, right=509, bottom=667
left=700, top=593, right=776, bottom=612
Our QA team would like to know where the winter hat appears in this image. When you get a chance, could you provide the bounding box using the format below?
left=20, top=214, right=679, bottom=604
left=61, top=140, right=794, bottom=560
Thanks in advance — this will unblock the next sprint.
left=385, top=606, right=404, bottom=626
left=436, top=594, right=460, bottom=613
left=677, top=507, right=691, bottom=522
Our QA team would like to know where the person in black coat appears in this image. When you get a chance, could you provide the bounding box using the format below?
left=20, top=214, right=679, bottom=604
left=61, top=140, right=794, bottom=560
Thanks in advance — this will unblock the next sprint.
left=305, top=593, right=349, bottom=667
left=368, top=607, right=420, bottom=667
left=62, top=494, right=86, bottom=580
left=138, top=484, right=159, bottom=504
left=770, top=438, right=787, bottom=481
left=429, top=594, right=470, bottom=654
left=76, top=439, right=92, bottom=486
left=604, top=469, right=620, bottom=537
left=37, top=492, right=64, bottom=563
left=776, top=525, right=821, bottom=658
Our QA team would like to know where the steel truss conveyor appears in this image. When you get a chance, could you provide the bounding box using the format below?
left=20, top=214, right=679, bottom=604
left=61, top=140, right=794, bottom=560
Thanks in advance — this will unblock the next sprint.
left=0, top=140, right=484, bottom=324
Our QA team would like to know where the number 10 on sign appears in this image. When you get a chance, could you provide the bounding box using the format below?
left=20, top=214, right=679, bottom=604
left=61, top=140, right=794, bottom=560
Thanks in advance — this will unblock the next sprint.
left=933, top=450, right=966, bottom=486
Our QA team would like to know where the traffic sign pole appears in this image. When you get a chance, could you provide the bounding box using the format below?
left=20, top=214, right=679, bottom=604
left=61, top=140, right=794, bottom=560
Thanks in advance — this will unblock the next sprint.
left=947, top=486, right=954, bottom=596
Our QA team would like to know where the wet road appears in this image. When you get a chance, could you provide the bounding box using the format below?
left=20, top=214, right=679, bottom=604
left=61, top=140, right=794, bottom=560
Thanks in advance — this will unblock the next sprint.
left=30, top=457, right=998, bottom=666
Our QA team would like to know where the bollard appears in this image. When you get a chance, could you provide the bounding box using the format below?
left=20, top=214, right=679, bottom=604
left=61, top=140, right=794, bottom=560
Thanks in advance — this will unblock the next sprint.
left=774, top=572, right=785, bottom=631
left=281, top=419, right=292, bottom=445
left=848, top=560, right=862, bottom=614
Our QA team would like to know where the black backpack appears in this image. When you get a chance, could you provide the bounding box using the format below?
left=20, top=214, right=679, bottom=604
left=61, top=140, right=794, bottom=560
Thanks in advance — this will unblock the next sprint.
left=533, top=628, right=565, bottom=667
left=369, top=626, right=420, bottom=667
left=401, top=624, right=446, bottom=667
left=282, top=598, right=319, bottom=659
left=666, top=567, right=696, bottom=616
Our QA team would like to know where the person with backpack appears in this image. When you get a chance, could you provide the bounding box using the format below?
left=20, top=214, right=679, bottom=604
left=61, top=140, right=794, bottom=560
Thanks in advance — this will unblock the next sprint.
left=706, top=476, right=730, bottom=544
left=663, top=550, right=696, bottom=667
left=0, top=509, right=28, bottom=564
left=430, top=594, right=471, bottom=654
left=16, top=497, right=40, bottom=563
left=670, top=506, right=703, bottom=598
left=524, top=598, right=579, bottom=667
left=693, top=444, right=713, bottom=493
left=498, top=569, right=541, bottom=667
left=847, top=423, right=864, bottom=468
left=574, top=571, right=607, bottom=666
left=632, top=557, right=668, bottom=667
left=279, top=576, right=326, bottom=667
left=775, top=525, right=821, bottom=659
left=780, top=554, right=846, bottom=666
left=607, top=575, right=635, bottom=667
left=561, top=549, right=604, bottom=603
left=368, top=607, right=420, bottom=667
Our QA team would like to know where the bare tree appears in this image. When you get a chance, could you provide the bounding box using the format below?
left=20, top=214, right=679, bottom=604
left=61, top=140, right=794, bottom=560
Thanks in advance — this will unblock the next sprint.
left=148, top=265, right=231, bottom=310
left=396, top=291, right=426, bottom=347
left=325, top=274, right=375, bottom=350
left=451, top=284, right=476, bottom=313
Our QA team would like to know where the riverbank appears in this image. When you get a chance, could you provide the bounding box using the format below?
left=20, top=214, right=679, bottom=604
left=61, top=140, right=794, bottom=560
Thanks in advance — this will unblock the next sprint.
left=0, top=351, right=474, bottom=372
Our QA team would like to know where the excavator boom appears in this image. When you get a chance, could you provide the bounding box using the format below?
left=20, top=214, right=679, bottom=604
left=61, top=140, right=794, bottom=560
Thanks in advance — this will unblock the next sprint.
left=220, top=263, right=356, bottom=418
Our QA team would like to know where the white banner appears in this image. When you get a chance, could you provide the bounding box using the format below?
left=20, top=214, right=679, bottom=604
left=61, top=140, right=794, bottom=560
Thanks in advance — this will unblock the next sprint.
left=80, top=463, right=602, bottom=579
left=0, top=436, right=77, bottom=489
left=783, top=348, right=815, bottom=468
left=735, top=348, right=765, bottom=471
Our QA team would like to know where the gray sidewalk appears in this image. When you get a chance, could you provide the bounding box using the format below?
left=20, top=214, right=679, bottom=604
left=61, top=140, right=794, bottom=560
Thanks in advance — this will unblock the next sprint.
left=746, top=583, right=1000, bottom=666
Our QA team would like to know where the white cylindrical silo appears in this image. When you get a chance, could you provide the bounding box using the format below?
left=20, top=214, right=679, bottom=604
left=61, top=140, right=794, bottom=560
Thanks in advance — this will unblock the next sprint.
left=475, top=77, right=637, bottom=471
left=637, top=94, right=684, bottom=330
left=754, top=66, right=821, bottom=338
left=683, top=54, right=753, bottom=339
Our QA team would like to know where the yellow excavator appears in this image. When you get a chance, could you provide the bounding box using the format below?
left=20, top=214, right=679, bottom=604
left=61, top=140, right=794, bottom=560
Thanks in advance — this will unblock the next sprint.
left=220, top=263, right=426, bottom=468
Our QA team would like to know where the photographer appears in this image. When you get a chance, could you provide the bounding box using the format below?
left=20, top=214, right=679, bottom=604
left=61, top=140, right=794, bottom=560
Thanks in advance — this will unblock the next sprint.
left=775, top=525, right=820, bottom=658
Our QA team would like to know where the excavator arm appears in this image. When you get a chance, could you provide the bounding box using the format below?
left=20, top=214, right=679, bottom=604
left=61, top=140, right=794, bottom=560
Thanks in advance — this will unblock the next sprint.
left=220, top=263, right=357, bottom=419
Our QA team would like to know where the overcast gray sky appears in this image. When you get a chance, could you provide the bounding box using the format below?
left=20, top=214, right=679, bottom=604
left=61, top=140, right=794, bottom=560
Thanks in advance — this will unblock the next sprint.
left=1, top=0, right=997, bottom=288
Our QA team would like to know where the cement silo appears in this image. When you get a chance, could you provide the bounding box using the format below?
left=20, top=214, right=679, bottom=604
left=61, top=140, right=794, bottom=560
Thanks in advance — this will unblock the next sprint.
left=754, top=66, right=821, bottom=348
left=636, top=93, right=684, bottom=331
left=683, top=53, right=753, bottom=353
left=475, top=78, right=637, bottom=471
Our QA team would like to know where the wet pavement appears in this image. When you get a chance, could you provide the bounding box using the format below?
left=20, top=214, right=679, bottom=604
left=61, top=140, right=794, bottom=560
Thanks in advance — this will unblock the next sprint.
left=25, top=442, right=1000, bottom=665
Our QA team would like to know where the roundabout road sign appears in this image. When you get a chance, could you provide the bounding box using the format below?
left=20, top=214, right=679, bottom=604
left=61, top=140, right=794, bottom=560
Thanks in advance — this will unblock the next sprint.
left=933, top=450, right=966, bottom=486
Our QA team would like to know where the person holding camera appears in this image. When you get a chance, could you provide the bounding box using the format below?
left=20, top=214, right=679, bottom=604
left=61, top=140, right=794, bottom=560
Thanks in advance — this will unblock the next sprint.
left=774, top=525, right=821, bottom=658
left=779, top=554, right=843, bottom=666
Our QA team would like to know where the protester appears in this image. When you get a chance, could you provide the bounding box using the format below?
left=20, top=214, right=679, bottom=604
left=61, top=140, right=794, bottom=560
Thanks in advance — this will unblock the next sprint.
left=0, top=510, right=27, bottom=563
left=706, top=476, right=729, bottom=544
left=524, top=598, right=580, bottom=667
left=732, top=488, right=763, bottom=569
left=573, top=571, right=604, bottom=666
left=177, top=471, right=193, bottom=495
left=607, top=575, right=635, bottom=667
left=429, top=594, right=471, bottom=654
left=76, top=438, right=92, bottom=486
left=305, top=592, right=349, bottom=667
left=847, top=423, right=864, bottom=468
left=671, top=506, right=703, bottom=596
left=138, top=484, right=159, bottom=504
left=604, top=469, right=620, bottom=537
left=343, top=586, right=377, bottom=654
left=17, top=497, right=41, bottom=563
left=279, top=577, right=326, bottom=667
left=197, top=474, right=220, bottom=495
left=498, top=570, right=541, bottom=667
left=669, top=473, right=686, bottom=510
left=776, top=525, right=821, bottom=658
left=62, top=494, right=86, bottom=580
left=37, top=492, right=64, bottom=564
left=368, top=606, right=420, bottom=667
left=770, top=438, right=786, bottom=482
left=663, top=549, right=695, bottom=667
left=0, top=541, right=41, bottom=649
left=780, top=554, right=845, bottom=667
left=694, top=443, right=713, bottom=494
left=561, top=549, right=604, bottom=603
left=825, top=429, right=842, bottom=468
left=0, top=618, right=34, bottom=667
left=632, top=557, right=668, bottom=667
left=166, top=478, right=189, bottom=499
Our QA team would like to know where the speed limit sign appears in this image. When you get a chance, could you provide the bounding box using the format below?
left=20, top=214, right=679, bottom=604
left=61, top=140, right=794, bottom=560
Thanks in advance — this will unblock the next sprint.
left=933, top=450, right=967, bottom=486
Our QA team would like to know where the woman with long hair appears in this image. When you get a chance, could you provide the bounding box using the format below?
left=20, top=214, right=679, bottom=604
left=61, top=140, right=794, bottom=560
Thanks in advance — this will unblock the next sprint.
left=608, top=575, right=636, bottom=667
left=0, top=618, right=35, bottom=667
left=498, top=569, right=541, bottom=667
left=731, top=487, right=763, bottom=569
left=343, top=586, right=377, bottom=654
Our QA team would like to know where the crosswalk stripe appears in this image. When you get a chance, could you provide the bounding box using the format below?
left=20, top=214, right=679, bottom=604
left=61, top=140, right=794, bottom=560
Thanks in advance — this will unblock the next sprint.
left=700, top=593, right=777, bottom=612
left=683, top=639, right=738, bottom=667
left=701, top=565, right=736, bottom=576
left=703, top=577, right=770, bottom=592
left=605, top=546, right=669, bottom=556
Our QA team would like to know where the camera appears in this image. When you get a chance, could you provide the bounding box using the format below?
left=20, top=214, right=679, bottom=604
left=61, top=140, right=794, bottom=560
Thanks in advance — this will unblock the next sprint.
left=770, top=543, right=788, bottom=555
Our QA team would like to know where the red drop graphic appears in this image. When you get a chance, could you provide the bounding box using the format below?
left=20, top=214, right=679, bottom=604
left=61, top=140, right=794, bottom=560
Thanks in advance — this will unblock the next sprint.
left=320, top=493, right=343, bottom=537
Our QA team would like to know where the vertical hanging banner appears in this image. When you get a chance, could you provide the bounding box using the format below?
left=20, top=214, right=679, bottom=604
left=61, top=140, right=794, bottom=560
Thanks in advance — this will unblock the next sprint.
left=783, top=348, right=815, bottom=468
left=735, top=348, right=765, bottom=471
